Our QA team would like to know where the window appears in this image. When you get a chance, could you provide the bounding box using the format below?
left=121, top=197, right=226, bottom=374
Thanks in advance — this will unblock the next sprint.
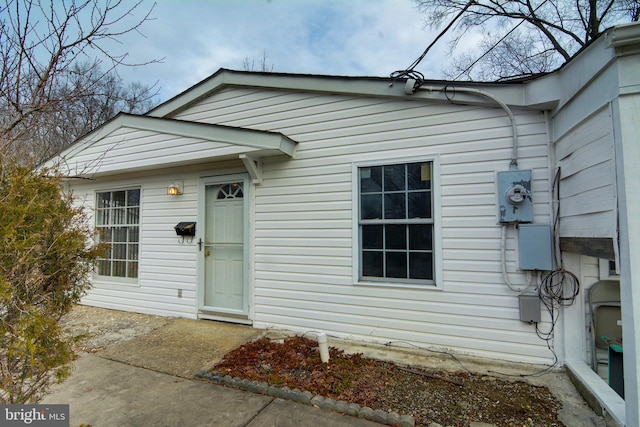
left=95, top=188, right=140, bottom=279
left=358, top=162, right=434, bottom=284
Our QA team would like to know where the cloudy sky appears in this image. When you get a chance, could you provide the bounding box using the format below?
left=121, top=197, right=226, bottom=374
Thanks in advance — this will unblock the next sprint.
left=106, top=0, right=458, bottom=102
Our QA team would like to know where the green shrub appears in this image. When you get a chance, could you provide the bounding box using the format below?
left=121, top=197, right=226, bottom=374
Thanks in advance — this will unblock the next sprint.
left=0, top=161, right=104, bottom=403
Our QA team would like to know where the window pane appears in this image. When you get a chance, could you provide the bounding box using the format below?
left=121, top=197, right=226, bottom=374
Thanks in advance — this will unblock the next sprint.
left=127, top=262, right=138, bottom=279
left=409, top=225, right=432, bottom=250
left=408, top=191, right=431, bottom=219
left=112, top=227, right=127, bottom=242
left=386, top=252, right=407, bottom=278
left=128, top=244, right=139, bottom=260
left=361, top=194, right=382, bottom=219
left=385, top=225, right=406, bottom=250
left=384, top=193, right=405, bottom=219
left=407, top=163, right=431, bottom=190
left=112, top=208, right=125, bottom=224
left=113, top=244, right=127, bottom=260
left=127, top=189, right=140, bottom=206
left=360, top=166, right=382, bottom=193
left=384, top=164, right=405, bottom=191
left=129, top=227, right=139, bottom=243
left=410, top=252, right=433, bottom=280
left=362, top=251, right=383, bottom=277
left=112, top=191, right=125, bottom=207
left=362, top=225, right=383, bottom=249
left=96, top=208, right=108, bottom=226
left=98, top=260, right=111, bottom=276
left=98, top=228, right=111, bottom=242
left=127, top=207, right=139, bottom=224
left=112, top=261, right=126, bottom=277
left=97, top=192, right=111, bottom=208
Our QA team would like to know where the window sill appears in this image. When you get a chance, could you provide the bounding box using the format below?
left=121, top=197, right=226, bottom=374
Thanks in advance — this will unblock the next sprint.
left=353, top=280, right=442, bottom=290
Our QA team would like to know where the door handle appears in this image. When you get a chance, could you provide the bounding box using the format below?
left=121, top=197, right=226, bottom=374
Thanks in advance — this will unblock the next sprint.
left=205, top=250, right=211, bottom=257
left=198, top=238, right=203, bottom=251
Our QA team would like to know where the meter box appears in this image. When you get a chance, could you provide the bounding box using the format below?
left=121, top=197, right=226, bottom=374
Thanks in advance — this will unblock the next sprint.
left=497, top=169, right=533, bottom=224
left=518, top=224, right=553, bottom=271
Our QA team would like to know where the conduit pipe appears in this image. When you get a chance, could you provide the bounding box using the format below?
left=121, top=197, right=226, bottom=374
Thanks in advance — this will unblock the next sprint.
left=404, top=79, right=519, bottom=168
left=501, top=225, right=533, bottom=293
left=405, top=79, right=531, bottom=291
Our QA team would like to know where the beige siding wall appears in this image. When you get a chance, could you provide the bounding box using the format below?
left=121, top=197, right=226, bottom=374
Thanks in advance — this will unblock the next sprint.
left=172, top=87, right=554, bottom=364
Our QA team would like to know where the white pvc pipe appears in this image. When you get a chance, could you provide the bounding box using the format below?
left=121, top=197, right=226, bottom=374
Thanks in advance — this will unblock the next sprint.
left=316, top=332, right=330, bottom=363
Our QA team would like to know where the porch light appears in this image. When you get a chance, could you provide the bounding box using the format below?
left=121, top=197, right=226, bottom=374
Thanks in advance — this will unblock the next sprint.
left=167, top=180, right=183, bottom=196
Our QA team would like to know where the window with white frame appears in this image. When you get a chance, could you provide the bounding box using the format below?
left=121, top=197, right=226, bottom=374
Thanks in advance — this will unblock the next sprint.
left=95, top=188, right=140, bottom=279
left=358, top=161, right=434, bottom=284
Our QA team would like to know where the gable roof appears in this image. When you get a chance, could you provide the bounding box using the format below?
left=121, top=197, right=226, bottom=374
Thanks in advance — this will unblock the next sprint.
left=147, top=68, right=550, bottom=119
left=52, top=113, right=297, bottom=177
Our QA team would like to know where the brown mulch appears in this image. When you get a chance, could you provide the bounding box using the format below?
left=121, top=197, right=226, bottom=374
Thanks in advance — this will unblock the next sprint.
left=209, top=336, right=563, bottom=427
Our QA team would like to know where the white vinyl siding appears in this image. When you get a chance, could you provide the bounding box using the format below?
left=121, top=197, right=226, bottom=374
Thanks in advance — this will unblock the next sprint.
left=72, top=165, right=244, bottom=318
left=174, top=87, right=553, bottom=364
left=554, top=106, right=617, bottom=239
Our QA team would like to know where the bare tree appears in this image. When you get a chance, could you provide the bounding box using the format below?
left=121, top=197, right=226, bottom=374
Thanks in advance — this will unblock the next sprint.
left=413, top=0, right=639, bottom=81
left=242, top=50, right=274, bottom=72
left=0, top=0, right=160, bottom=162
left=29, top=62, right=158, bottom=160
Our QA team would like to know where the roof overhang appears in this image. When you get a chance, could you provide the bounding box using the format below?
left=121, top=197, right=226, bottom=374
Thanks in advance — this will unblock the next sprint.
left=49, top=113, right=297, bottom=178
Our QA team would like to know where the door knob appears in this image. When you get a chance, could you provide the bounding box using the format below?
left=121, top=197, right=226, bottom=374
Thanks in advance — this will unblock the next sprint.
left=205, top=250, right=211, bottom=256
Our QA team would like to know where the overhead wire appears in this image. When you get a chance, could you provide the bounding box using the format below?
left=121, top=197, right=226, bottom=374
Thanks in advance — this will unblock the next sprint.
left=453, top=0, right=552, bottom=81
left=390, top=0, right=475, bottom=84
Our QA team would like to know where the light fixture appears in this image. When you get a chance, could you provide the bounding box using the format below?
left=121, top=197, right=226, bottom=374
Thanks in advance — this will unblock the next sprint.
left=167, top=180, right=183, bottom=196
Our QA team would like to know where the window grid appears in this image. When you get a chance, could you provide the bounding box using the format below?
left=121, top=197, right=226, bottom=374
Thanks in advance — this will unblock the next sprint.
left=95, top=188, right=140, bottom=279
left=359, top=162, right=434, bottom=284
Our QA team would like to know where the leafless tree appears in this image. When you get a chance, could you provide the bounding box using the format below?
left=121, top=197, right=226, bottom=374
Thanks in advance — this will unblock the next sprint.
left=242, top=50, right=274, bottom=72
left=413, top=0, right=639, bottom=81
left=0, top=0, right=160, bottom=162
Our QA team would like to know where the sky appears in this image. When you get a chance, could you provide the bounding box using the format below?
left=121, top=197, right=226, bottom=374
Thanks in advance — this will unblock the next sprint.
left=103, top=0, right=460, bottom=103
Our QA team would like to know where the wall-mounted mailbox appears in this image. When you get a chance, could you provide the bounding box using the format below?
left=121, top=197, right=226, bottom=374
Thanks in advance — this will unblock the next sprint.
left=174, top=222, right=196, bottom=236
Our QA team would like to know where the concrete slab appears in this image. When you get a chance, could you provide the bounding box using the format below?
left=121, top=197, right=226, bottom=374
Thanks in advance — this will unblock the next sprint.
left=98, top=318, right=262, bottom=377
left=42, top=354, right=274, bottom=427
left=43, top=354, right=382, bottom=427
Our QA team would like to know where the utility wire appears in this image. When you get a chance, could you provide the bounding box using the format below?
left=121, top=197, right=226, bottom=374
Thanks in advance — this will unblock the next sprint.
left=390, top=0, right=475, bottom=83
left=453, top=0, right=551, bottom=81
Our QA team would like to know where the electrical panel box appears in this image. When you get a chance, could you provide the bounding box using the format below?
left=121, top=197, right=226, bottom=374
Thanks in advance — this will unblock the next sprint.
left=518, top=224, right=553, bottom=271
left=519, top=294, right=541, bottom=323
left=497, top=169, right=533, bottom=224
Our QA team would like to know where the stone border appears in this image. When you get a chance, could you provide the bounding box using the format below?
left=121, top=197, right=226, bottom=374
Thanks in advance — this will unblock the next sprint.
left=197, top=371, right=415, bottom=427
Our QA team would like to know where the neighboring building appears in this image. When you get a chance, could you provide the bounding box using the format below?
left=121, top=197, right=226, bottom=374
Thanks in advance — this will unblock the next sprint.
left=49, top=22, right=640, bottom=427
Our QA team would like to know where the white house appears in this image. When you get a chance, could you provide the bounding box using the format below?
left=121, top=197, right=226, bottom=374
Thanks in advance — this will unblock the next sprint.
left=50, top=22, right=640, bottom=427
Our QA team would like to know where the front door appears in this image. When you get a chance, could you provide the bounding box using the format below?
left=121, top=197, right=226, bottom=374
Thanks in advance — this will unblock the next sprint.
left=200, top=177, right=248, bottom=319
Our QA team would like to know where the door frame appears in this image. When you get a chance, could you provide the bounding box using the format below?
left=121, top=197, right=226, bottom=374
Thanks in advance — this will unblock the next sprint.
left=197, top=173, right=252, bottom=323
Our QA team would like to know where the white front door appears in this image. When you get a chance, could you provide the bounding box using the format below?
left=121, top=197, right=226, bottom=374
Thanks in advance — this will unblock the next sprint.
left=199, top=176, right=249, bottom=319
